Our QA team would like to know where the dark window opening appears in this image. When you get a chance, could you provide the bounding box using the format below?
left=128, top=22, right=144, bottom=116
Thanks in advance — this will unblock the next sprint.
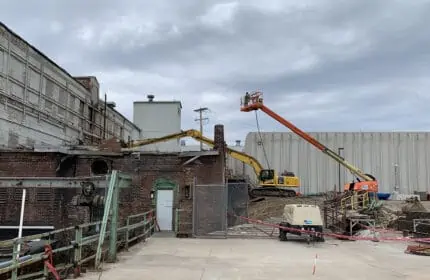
left=91, top=160, right=109, bottom=175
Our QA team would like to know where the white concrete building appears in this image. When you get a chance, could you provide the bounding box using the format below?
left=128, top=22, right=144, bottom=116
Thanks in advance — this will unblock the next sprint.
left=0, top=22, right=140, bottom=148
left=133, top=95, right=182, bottom=152
left=235, top=132, right=430, bottom=195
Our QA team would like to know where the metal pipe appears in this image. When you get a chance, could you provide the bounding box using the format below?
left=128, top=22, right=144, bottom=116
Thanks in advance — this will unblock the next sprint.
left=0, top=255, right=32, bottom=269
left=103, top=93, right=107, bottom=139
left=16, top=189, right=26, bottom=258
left=338, top=148, right=344, bottom=192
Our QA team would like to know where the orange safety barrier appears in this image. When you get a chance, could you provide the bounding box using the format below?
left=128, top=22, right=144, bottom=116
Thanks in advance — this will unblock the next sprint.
left=227, top=213, right=430, bottom=242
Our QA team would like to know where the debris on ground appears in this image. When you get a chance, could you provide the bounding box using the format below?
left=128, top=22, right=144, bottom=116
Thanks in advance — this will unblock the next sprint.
left=375, top=206, right=401, bottom=228
left=226, top=218, right=282, bottom=238
left=354, top=229, right=380, bottom=239
left=405, top=244, right=430, bottom=256
left=247, top=196, right=325, bottom=221
left=401, top=197, right=428, bottom=213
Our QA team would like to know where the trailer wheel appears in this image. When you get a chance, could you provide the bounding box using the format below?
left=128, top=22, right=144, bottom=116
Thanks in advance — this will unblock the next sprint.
left=279, top=229, right=288, bottom=241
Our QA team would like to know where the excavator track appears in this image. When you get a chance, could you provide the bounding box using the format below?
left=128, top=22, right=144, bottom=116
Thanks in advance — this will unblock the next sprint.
left=250, top=187, right=297, bottom=198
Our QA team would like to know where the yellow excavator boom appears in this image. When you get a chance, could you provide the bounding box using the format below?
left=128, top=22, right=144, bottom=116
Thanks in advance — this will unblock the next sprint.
left=127, top=129, right=300, bottom=197
left=128, top=129, right=265, bottom=175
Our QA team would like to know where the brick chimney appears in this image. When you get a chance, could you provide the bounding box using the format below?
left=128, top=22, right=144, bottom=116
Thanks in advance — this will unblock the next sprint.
left=213, top=124, right=227, bottom=184
left=214, top=124, right=225, bottom=151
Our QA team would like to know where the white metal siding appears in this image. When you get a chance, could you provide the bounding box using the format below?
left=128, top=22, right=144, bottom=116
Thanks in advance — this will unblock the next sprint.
left=226, top=145, right=247, bottom=177
left=133, top=102, right=181, bottom=152
left=238, top=132, right=430, bottom=194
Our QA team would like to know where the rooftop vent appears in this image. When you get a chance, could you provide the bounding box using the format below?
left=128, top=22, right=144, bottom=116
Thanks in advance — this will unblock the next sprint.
left=147, top=94, right=154, bottom=102
left=106, top=101, right=116, bottom=109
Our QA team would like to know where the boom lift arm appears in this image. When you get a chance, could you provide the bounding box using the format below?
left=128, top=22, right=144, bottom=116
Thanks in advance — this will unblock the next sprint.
left=127, top=129, right=300, bottom=197
left=240, top=91, right=377, bottom=192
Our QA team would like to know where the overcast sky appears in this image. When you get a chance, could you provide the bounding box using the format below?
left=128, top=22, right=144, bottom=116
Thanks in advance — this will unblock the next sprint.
left=2, top=0, right=430, bottom=145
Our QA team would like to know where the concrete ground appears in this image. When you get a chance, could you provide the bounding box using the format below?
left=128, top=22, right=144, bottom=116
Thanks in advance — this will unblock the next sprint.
left=82, top=234, right=430, bottom=280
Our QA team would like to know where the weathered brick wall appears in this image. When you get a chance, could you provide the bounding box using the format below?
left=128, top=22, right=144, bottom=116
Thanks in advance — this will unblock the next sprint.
left=0, top=124, right=227, bottom=238
left=0, top=152, right=91, bottom=229
left=0, top=150, right=223, bottom=237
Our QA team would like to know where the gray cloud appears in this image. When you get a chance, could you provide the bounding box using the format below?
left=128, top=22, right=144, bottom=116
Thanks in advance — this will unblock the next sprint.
left=2, top=0, right=430, bottom=145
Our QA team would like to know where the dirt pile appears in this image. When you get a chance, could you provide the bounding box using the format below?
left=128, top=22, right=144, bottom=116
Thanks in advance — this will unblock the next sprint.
left=248, top=196, right=325, bottom=221
left=401, top=197, right=428, bottom=213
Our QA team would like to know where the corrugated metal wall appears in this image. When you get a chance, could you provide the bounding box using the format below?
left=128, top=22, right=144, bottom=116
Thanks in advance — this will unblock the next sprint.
left=228, top=132, right=430, bottom=194
left=226, top=145, right=246, bottom=177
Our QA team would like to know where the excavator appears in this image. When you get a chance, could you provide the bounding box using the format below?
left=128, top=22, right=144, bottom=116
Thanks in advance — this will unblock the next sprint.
left=127, top=129, right=301, bottom=197
left=241, top=91, right=378, bottom=194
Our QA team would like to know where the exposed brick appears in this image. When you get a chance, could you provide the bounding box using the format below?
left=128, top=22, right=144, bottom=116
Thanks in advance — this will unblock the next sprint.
left=0, top=146, right=225, bottom=237
left=99, top=137, right=123, bottom=153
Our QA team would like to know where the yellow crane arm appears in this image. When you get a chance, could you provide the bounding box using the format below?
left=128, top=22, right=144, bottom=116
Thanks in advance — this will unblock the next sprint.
left=128, top=129, right=264, bottom=176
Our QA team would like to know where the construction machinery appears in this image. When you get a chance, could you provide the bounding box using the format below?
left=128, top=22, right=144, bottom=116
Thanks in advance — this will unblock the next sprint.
left=127, top=129, right=300, bottom=197
left=241, top=91, right=378, bottom=193
left=279, top=204, right=325, bottom=243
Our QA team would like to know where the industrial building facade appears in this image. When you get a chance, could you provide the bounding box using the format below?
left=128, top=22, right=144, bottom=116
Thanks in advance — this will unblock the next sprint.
left=0, top=22, right=140, bottom=148
left=0, top=125, right=228, bottom=239
left=233, top=131, right=430, bottom=194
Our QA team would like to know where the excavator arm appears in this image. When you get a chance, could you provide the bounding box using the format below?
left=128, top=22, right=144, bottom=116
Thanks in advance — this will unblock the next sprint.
left=240, top=91, right=377, bottom=192
left=128, top=129, right=265, bottom=178
left=128, top=127, right=300, bottom=197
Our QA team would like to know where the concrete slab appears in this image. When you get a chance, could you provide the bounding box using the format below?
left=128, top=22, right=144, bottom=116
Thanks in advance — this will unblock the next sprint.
left=82, top=236, right=430, bottom=280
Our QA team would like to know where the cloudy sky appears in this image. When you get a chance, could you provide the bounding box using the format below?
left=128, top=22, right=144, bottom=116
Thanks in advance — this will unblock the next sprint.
left=2, top=0, right=430, bottom=145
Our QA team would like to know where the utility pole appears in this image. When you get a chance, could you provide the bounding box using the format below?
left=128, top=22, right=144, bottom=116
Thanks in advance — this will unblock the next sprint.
left=194, top=107, right=209, bottom=151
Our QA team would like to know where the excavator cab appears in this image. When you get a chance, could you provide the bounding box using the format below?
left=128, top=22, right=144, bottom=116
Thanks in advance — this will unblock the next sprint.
left=259, top=169, right=275, bottom=181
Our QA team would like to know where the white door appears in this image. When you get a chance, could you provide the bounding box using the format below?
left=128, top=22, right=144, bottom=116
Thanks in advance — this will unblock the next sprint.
left=156, top=189, right=174, bottom=231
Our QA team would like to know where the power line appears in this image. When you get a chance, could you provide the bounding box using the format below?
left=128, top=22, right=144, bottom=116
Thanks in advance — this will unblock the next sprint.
left=255, top=110, right=270, bottom=170
left=194, top=107, right=209, bottom=151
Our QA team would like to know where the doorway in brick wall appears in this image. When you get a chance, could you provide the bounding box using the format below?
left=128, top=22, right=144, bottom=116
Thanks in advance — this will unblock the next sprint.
left=156, top=189, right=174, bottom=231
left=152, top=178, right=177, bottom=232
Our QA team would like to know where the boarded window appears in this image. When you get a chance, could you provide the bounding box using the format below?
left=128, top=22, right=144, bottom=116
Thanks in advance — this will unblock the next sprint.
left=58, top=106, right=66, bottom=116
left=9, top=55, right=25, bottom=83
left=59, top=87, right=67, bottom=104
left=68, top=95, right=75, bottom=110
left=35, top=188, right=53, bottom=202
left=44, top=78, right=54, bottom=98
left=44, top=99, right=53, bottom=110
left=8, top=131, right=19, bottom=147
left=0, top=189, right=7, bottom=203
left=13, top=188, right=29, bottom=201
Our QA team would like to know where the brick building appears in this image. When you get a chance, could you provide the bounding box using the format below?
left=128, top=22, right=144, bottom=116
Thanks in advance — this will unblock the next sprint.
left=0, top=125, right=228, bottom=238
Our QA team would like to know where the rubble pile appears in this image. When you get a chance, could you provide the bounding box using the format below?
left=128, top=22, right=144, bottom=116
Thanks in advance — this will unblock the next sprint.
left=401, top=197, right=427, bottom=213
left=247, top=196, right=325, bottom=221
left=375, top=206, right=401, bottom=228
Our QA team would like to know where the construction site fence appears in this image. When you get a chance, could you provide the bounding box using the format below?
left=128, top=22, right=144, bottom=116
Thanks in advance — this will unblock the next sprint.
left=227, top=213, right=430, bottom=242
left=0, top=209, right=155, bottom=280
left=192, top=182, right=249, bottom=238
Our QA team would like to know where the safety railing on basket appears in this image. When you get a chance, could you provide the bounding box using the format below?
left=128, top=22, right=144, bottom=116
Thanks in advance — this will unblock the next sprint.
left=340, top=192, right=369, bottom=211
left=0, top=209, right=155, bottom=280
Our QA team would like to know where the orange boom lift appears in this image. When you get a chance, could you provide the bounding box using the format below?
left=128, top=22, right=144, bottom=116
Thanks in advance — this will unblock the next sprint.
left=240, top=91, right=378, bottom=194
